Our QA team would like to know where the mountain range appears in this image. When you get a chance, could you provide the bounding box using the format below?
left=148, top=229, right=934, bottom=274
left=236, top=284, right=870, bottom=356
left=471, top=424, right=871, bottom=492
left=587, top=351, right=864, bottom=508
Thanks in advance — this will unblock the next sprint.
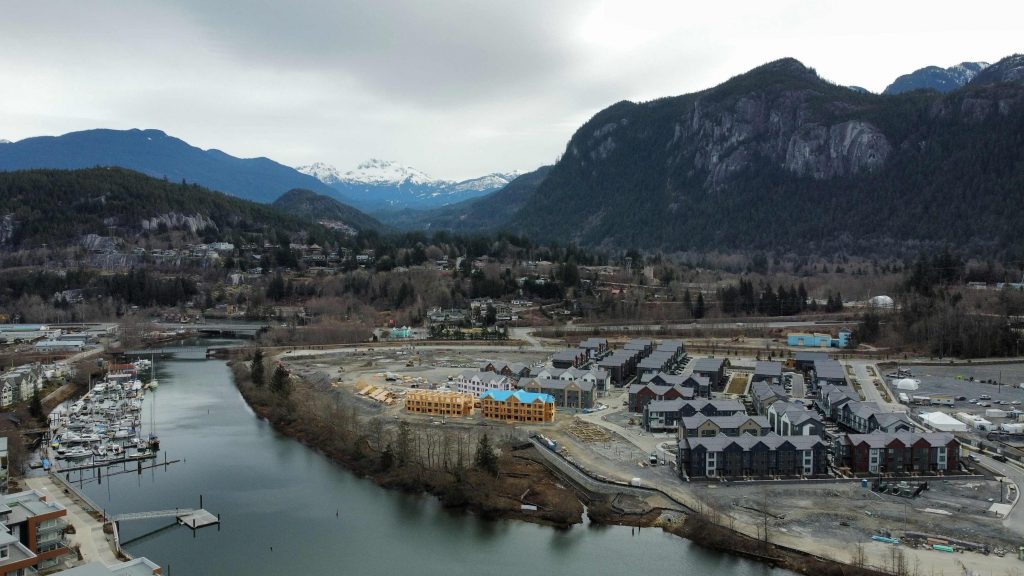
left=883, top=61, right=990, bottom=94
left=498, top=54, right=1024, bottom=256
left=295, top=159, right=518, bottom=212
left=0, top=128, right=340, bottom=204
left=2, top=55, right=1024, bottom=257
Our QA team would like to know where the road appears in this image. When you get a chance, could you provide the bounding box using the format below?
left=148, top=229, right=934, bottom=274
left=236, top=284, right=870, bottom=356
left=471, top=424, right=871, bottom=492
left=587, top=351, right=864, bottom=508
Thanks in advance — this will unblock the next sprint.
left=790, top=373, right=806, bottom=399
left=560, top=318, right=856, bottom=333
left=847, top=360, right=906, bottom=412
left=972, top=452, right=1024, bottom=538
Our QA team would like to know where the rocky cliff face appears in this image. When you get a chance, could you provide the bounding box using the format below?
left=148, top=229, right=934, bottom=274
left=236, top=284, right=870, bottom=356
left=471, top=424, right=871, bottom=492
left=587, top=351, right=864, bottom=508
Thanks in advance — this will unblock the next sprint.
left=141, top=213, right=216, bottom=234
left=508, top=55, right=1024, bottom=254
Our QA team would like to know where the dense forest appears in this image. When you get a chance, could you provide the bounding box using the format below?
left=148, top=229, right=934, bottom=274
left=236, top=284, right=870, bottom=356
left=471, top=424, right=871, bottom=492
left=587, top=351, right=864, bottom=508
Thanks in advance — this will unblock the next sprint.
left=272, top=188, right=383, bottom=232
left=0, top=168, right=349, bottom=249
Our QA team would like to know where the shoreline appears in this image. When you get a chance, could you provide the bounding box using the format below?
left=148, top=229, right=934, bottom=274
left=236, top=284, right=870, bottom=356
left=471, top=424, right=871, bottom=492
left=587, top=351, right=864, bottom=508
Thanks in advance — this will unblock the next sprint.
left=227, top=357, right=888, bottom=576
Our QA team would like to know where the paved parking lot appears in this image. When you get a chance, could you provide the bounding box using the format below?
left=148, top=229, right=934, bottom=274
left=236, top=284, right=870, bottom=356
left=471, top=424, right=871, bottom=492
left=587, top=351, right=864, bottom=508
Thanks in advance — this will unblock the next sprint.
left=903, top=363, right=1024, bottom=416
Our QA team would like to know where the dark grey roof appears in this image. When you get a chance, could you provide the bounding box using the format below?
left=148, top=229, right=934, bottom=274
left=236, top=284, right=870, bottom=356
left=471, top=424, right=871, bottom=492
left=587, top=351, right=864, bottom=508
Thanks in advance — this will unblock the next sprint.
left=814, top=359, right=846, bottom=380
left=638, top=358, right=667, bottom=369
left=631, top=383, right=696, bottom=399
left=646, top=398, right=687, bottom=412
left=770, top=402, right=820, bottom=425
left=680, top=398, right=744, bottom=413
left=819, top=383, right=857, bottom=405
left=691, top=358, right=724, bottom=372
left=754, top=361, right=783, bottom=378
left=870, top=412, right=913, bottom=429
left=650, top=373, right=686, bottom=386
left=680, top=414, right=769, bottom=430
left=841, top=431, right=954, bottom=448
left=751, top=381, right=787, bottom=402
left=845, top=401, right=882, bottom=419
left=682, top=432, right=825, bottom=452
left=522, top=377, right=595, bottom=393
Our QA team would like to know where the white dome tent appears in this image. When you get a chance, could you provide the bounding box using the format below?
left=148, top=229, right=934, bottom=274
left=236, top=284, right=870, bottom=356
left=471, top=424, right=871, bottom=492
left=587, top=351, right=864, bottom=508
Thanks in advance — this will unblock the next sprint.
left=895, top=378, right=920, bottom=391
left=869, top=295, right=895, bottom=309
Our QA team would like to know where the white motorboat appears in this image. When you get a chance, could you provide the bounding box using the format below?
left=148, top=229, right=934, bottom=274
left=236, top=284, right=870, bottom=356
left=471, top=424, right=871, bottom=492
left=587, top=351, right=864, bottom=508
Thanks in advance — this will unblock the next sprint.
left=63, top=446, right=91, bottom=459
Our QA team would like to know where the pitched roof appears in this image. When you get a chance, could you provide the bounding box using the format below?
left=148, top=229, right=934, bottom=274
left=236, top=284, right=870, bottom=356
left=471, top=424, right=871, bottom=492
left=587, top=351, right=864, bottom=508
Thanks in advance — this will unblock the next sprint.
left=646, top=398, right=688, bottom=412
left=751, top=381, right=787, bottom=402
left=870, top=412, right=914, bottom=429
left=692, top=358, right=724, bottom=372
left=842, top=431, right=954, bottom=448
left=754, top=361, right=783, bottom=378
left=682, top=432, right=824, bottom=452
left=680, top=414, right=769, bottom=430
left=814, top=359, right=846, bottom=380
left=521, top=377, right=595, bottom=392
left=819, top=383, right=857, bottom=406
left=479, top=389, right=555, bottom=404
left=845, top=401, right=882, bottom=419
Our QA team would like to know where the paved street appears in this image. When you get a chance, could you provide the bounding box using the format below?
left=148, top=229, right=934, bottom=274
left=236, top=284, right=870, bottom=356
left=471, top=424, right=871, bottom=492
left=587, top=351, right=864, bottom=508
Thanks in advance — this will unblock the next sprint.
left=847, top=360, right=906, bottom=412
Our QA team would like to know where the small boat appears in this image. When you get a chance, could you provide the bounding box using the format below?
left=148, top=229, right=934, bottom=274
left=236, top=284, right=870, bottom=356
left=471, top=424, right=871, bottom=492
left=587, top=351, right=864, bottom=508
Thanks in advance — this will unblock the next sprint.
left=147, top=380, right=159, bottom=390
left=63, top=446, right=92, bottom=459
left=41, top=458, right=51, bottom=471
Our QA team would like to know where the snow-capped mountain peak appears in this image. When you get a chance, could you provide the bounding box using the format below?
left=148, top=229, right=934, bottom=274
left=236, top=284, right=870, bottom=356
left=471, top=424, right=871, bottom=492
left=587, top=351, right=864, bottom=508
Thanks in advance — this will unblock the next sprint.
left=295, top=161, right=343, bottom=185
left=295, top=159, right=522, bottom=211
left=447, top=172, right=522, bottom=194
left=342, top=158, right=437, bottom=186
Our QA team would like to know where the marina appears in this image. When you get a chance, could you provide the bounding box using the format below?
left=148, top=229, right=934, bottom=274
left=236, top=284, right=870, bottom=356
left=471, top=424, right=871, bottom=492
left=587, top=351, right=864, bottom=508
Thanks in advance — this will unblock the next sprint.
left=46, top=358, right=161, bottom=473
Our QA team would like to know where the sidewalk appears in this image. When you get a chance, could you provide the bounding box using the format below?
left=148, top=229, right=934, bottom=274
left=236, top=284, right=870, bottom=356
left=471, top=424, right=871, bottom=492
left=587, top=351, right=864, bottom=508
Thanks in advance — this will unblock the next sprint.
left=24, top=475, right=120, bottom=565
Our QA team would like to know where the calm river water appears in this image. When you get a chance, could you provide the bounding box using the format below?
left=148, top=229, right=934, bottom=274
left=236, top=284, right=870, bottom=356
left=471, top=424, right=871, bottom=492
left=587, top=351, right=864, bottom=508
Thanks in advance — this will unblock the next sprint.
left=71, top=344, right=793, bottom=576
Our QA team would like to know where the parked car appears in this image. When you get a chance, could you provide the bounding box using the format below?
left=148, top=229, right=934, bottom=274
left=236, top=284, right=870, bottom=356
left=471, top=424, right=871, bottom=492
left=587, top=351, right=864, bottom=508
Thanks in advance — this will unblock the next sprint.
left=980, top=394, right=992, bottom=400
left=993, top=454, right=1008, bottom=463
left=956, top=396, right=967, bottom=401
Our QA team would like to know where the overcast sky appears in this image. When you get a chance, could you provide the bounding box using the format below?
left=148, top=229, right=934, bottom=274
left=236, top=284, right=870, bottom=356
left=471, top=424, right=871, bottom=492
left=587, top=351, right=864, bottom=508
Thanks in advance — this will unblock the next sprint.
left=1, top=1, right=1021, bottom=180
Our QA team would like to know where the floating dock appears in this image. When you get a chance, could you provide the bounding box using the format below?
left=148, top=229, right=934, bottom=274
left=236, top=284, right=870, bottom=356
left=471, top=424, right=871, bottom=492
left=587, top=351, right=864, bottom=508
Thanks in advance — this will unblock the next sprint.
left=178, top=509, right=220, bottom=530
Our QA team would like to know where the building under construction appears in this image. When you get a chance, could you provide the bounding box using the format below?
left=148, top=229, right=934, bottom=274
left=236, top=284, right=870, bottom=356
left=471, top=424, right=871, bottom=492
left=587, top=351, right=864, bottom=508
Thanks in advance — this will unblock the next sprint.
left=405, top=390, right=475, bottom=417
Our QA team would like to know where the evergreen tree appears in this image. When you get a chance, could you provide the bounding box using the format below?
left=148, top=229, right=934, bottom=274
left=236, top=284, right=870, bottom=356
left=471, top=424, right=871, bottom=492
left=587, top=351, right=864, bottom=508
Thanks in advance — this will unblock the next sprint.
left=474, top=433, right=499, bottom=476
left=270, top=364, right=290, bottom=397
left=250, top=349, right=265, bottom=387
left=29, top=388, right=43, bottom=419
left=693, top=292, right=706, bottom=319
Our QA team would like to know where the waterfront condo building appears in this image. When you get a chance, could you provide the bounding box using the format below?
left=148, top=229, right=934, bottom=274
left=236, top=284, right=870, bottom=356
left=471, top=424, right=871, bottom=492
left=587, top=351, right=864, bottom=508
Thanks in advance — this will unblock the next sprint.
left=479, top=390, right=555, bottom=423
left=404, top=390, right=475, bottom=417
left=0, top=490, right=72, bottom=574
